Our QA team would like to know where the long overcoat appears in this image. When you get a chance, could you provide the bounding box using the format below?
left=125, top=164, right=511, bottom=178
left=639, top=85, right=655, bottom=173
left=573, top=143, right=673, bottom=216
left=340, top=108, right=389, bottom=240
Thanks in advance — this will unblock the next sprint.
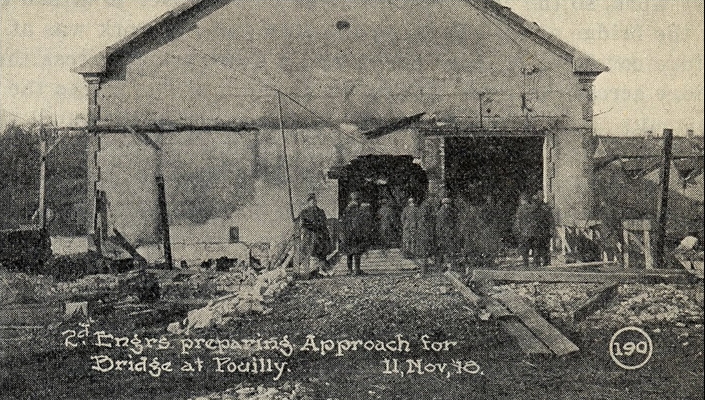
left=401, top=204, right=420, bottom=258
left=299, top=205, right=332, bottom=261
left=436, top=203, right=457, bottom=256
left=341, top=202, right=369, bottom=255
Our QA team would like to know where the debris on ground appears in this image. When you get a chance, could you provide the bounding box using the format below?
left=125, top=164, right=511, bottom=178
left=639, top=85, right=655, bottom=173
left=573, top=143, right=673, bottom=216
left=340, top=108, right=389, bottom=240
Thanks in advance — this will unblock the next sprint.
left=167, top=267, right=291, bottom=334
left=187, top=382, right=313, bottom=400
left=486, top=282, right=603, bottom=323
left=586, top=283, right=704, bottom=328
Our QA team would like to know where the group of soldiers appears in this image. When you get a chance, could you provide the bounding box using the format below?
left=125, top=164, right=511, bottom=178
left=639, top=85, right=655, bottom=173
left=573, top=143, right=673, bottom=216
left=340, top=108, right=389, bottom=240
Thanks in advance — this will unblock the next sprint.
left=400, top=195, right=457, bottom=271
left=298, top=189, right=555, bottom=277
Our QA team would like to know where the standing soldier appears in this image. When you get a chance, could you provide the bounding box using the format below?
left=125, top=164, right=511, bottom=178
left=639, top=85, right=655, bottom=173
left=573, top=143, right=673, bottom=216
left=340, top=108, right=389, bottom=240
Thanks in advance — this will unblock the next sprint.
left=514, top=193, right=534, bottom=268
left=418, top=193, right=439, bottom=272
left=376, top=197, right=398, bottom=256
left=532, top=191, right=554, bottom=267
left=435, top=197, right=456, bottom=271
left=341, top=192, right=367, bottom=275
left=401, top=198, right=419, bottom=259
left=299, top=193, right=332, bottom=277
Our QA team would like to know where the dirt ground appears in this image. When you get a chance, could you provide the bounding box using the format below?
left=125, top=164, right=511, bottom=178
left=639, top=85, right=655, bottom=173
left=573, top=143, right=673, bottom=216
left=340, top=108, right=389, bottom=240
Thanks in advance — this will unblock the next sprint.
left=1, top=273, right=703, bottom=400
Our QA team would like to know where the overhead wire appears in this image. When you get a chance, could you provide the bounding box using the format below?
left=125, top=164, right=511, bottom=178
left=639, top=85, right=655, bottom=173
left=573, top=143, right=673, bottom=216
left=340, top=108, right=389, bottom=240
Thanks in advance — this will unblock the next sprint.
left=168, top=42, right=380, bottom=151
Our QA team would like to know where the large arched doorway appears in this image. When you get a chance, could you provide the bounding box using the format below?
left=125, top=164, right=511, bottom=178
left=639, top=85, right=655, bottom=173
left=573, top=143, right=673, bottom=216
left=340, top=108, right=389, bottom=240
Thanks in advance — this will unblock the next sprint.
left=333, top=155, right=428, bottom=249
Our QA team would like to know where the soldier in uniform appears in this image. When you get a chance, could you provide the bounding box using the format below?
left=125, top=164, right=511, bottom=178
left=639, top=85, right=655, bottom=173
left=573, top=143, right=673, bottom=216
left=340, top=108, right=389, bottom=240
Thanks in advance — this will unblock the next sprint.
left=531, top=191, right=554, bottom=267
left=514, top=193, right=534, bottom=268
left=299, top=193, right=332, bottom=277
left=401, top=198, right=419, bottom=259
left=376, top=197, right=399, bottom=254
left=418, top=193, right=439, bottom=272
left=435, top=197, right=457, bottom=271
left=341, top=192, right=368, bottom=275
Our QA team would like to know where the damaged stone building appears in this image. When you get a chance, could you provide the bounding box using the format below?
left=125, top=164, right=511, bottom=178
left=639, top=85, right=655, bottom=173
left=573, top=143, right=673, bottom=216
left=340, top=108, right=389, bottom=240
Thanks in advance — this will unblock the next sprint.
left=74, top=0, right=608, bottom=260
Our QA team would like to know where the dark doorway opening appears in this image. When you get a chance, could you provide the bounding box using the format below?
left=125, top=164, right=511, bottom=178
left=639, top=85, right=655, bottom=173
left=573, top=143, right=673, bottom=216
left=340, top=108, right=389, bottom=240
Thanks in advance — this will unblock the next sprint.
left=335, top=155, right=428, bottom=248
left=444, top=136, right=544, bottom=245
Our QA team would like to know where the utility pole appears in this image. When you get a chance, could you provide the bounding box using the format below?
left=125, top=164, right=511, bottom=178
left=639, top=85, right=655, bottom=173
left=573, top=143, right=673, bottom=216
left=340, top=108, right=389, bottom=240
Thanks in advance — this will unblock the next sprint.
left=654, top=128, right=673, bottom=269
left=277, top=91, right=296, bottom=222
left=38, top=123, right=47, bottom=230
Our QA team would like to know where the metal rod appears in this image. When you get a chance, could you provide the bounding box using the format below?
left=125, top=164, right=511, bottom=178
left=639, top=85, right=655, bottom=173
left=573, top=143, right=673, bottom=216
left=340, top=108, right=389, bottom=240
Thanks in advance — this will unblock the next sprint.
left=654, top=128, right=673, bottom=268
left=277, top=91, right=296, bottom=222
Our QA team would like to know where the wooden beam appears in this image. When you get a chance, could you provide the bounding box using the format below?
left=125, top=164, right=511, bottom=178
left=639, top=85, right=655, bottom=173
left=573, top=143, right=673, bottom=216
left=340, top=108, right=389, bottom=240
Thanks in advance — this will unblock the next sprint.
left=500, top=319, right=553, bottom=356
left=444, top=272, right=550, bottom=354
left=571, top=283, right=618, bottom=322
left=88, top=124, right=258, bottom=134
left=470, top=269, right=690, bottom=284
left=445, top=271, right=481, bottom=306
left=494, top=291, right=579, bottom=356
left=655, top=128, right=674, bottom=268
left=111, top=228, right=148, bottom=265
left=156, top=176, right=173, bottom=270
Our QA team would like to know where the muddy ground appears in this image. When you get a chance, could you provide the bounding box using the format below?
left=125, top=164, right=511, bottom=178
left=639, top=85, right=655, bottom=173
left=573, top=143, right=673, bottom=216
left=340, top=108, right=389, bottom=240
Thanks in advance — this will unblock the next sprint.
left=0, top=273, right=703, bottom=399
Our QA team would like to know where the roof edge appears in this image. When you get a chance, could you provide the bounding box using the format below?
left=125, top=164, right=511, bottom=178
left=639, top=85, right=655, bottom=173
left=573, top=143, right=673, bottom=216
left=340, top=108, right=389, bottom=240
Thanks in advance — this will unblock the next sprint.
left=74, top=0, right=610, bottom=77
left=464, top=0, right=609, bottom=73
left=73, top=0, right=209, bottom=76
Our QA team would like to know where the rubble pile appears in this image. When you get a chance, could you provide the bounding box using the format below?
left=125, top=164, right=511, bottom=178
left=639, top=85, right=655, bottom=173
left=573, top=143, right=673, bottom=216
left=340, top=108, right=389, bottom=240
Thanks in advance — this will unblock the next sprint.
left=588, top=283, right=704, bottom=328
left=168, top=267, right=291, bottom=334
left=0, top=273, right=55, bottom=304
left=488, top=282, right=602, bottom=322
left=188, top=382, right=313, bottom=400
left=161, top=270, right=260, bottom=300
left=53, top=274, right=120, bottom=295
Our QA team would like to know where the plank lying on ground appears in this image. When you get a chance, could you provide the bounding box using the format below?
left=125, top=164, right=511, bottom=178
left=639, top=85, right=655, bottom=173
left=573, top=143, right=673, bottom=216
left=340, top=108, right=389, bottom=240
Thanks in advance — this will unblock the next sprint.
left=444, top=272, right=549, bottom=354
left=571, top=283, right=619, bottom=322
left=494, top=291, right=579, bottom=356
left=484, top=297, right=513, bottom=319
left=471, top=269, right=690, bottom=284
left=500, top=319, right=552, bottom=356
left=445, top=271, right=481, bottom=306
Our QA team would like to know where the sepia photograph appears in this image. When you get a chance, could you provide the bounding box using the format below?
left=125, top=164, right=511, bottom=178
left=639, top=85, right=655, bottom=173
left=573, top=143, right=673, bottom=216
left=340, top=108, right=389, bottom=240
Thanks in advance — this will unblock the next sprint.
left=0, top=0, right=703, bottom=398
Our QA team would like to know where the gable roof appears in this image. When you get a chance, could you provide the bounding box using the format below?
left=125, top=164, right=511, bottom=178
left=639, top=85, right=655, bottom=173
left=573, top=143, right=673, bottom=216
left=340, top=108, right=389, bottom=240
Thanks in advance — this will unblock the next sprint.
left=75, top=0, right=608, bottom=77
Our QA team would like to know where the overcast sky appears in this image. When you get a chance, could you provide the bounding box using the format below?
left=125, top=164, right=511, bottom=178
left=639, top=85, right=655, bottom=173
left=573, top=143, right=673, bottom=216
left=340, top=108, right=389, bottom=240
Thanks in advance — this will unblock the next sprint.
left=1, top=0, right=703, bottom=136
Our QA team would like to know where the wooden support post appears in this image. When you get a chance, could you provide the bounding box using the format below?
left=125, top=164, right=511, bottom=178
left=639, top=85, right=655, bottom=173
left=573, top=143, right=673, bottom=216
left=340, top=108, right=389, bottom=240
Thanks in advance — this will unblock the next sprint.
left=654, top=128, right=673, bottom=268
left=38, top=136, right=47, bottom=230
left=622, top=227, right=630, bottom=269
left=643, top=229, right=653, bottom=269
left=94, top=190, right=108, bottom=256
left=156, top=176, right=173, bottom=270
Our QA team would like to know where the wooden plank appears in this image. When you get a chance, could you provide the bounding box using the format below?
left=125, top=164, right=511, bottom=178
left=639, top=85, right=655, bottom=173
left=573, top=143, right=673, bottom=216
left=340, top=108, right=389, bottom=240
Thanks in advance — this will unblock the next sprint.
left=622, top=219, right=652, bottom=231
left=643, top=229, right=653, bottom=269
left=470, top=269, right=689, bottom=284
left=494, top=291, right=579, bottom=356
left=571, top=283, right=619, bottom=322
left=623, top=228, right=630, bottom=268
left=553, top=260, right=620, bottom=268
left=500, top=319, right=552, bottom=356
left=444, top=272, right=549, bottom=355
left=445, top=271, right=481, bottom=306
left=484, top=297, right=513, bottom=319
